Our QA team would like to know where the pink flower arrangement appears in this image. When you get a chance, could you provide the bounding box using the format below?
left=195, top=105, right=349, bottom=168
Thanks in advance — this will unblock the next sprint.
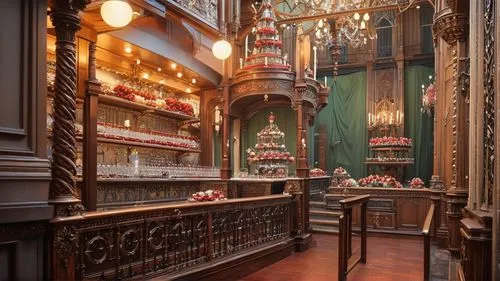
left=409, top=177, right=425, bottom=188
left=254, top=39, right=283, bottom=48
left=422, top=83, right=436, bottom=115
left=369, top=136, right=412, bottom=147
left=310, top=168, right=327, bottom=177
left=358, top=174, right=402, bottom=188
left=190, top=190, right=226, bottom=202
left=333, top=167, right=348, bottom=175
left=339, top=178, right=358, bottom=187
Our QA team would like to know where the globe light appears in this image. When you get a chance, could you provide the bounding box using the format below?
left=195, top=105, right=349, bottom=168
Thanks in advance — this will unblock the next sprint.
left=100, top=0, right=133, bottom=28
left=360, top=21, right=366, bottom=30
left=363, top=13, right=370, bottom=21
left=212, top=39, right=232, bottom=60
left=353, top=13, right=360, bottom=21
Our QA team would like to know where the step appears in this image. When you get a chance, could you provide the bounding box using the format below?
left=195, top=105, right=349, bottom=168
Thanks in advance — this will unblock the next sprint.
left=309, top=201, right=327, bottom=211
left=310, top=218, right=339, bottom=227
left=312, top=225, right=339, bottom=234
left=309, top=209, right=342, bottom=217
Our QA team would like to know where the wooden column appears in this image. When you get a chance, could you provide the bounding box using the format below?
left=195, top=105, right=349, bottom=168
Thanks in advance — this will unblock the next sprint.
left=220, top=85, right=231, bottom=179
left=295, top=86, right=308, bottom=178
left=82, top=42, right=99, bottom=211
left=48, top=0, right=88, bottom=217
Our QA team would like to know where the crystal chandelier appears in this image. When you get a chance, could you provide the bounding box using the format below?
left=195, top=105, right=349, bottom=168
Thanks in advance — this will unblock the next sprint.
left=336, top=12, right=377, bottom=49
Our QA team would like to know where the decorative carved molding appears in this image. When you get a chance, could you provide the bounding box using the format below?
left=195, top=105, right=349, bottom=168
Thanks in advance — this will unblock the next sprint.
left=432, top=13, right=468, bottom=45
left=0, top=221, right=47, bottom=243
left=483, top=0, right=495, bottom=209
left=457, top=57, right=470, bottom=103
left=429, top=175, right=445, bottom=190
left=54, top=225, right=79, bottom=267
left=49, top=0, right=89, bottom=216
left=451, top=48, right=458, bottom=186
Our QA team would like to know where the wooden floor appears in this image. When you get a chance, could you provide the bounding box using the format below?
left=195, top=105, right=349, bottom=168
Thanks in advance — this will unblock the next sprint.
left=239, top=233, right=424, bottom=281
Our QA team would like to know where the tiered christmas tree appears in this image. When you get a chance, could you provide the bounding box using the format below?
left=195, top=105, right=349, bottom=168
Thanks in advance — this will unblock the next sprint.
left=243, top=0, right=288, bottom=70
left=247, top=113, right=295, bottom=178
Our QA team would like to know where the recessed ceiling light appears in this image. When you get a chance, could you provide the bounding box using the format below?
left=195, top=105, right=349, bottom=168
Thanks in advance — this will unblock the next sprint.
left=191, top=78, right=197, bottom=84
left=124, top=46, right=132, bottom=53
left=186, top=88, right=192, bottom=93
left=416, top=5, right=420, bottom=9
left=171, top=63, right=177, bottom=69
left=157, top=67, right=162, bottom=72
left=177, top=72, right=183, bottom=78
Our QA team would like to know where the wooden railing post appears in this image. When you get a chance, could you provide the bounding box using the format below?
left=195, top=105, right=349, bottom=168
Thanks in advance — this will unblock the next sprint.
left=338, top=211, right=346, bottom=281
left=361, top=201, right=367, bottom=264
left=422, top=204, right=435, bottom=281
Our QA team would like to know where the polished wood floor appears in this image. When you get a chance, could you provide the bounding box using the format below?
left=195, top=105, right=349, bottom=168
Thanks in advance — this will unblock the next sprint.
left=239, top=233, right=424, bottom=281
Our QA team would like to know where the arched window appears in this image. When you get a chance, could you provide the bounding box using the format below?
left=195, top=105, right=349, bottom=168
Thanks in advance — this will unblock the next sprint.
left=420, top=5, right=434, bottom=54
left=376, top=18, right=392, bottom=57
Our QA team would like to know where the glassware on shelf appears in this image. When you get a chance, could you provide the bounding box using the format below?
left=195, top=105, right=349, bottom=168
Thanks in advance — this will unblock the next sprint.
left=90, top=163, right=220, bottom=179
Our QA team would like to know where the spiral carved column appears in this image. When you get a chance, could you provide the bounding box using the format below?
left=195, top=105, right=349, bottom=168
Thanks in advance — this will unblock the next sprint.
left=49, top=0, right=89, bottom=217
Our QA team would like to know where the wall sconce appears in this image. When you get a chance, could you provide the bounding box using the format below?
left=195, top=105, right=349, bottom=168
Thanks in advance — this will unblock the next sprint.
left=214, top=105, right=222, bottom=135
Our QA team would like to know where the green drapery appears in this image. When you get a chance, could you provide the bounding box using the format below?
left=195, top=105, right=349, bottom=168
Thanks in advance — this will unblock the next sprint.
left=245, top=107, right=297, bottom=175
left=315, top=71, right=368, bottom=179
left=404, top=65, right=434, bottom=184
left=213, top=133, right=221, bottom=167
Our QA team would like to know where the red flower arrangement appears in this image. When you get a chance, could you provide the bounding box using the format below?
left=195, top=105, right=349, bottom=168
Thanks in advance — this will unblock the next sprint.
left=310, top=168, right=327, bottom=177
left=254, top=39, right=282, bottom=48
left=409, top=177, right=425, bottom=188
left=257, top=27, right=277, bottom=35
left=369, top=136, right=412, bottom=147
left=358, top=174, right=403, bottom=188
left=112, top=85, right=195, bottom=116
left=190, top=190, right=226, bottom=202
left=333, top=167, right=349, bottom=175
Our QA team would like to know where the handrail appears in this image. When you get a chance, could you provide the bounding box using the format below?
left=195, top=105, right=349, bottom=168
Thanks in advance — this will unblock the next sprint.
left=422, top=203, right=435, bottom=281
left=338, top=195, right=370, bottom=281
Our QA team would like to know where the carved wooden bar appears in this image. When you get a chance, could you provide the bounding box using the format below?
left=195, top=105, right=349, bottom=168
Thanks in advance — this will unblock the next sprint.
left=51, top=195, right=295, bottom=281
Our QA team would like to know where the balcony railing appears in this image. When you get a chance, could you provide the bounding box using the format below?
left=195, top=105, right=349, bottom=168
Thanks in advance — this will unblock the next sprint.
left=51, top=195, right=294, bottom=280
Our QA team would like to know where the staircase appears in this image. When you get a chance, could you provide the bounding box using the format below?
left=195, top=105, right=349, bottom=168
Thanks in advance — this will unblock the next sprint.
left=309, top=198, right=341, bottom=233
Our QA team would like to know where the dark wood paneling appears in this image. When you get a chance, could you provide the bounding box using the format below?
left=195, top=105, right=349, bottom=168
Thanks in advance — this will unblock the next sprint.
left=0, top=0, right=52, bottom=221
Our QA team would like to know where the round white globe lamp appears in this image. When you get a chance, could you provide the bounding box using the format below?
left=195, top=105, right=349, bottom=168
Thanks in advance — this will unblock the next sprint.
left=212, top=39, right=232, bottom=60
left=100, top=0, right=133, bottom=28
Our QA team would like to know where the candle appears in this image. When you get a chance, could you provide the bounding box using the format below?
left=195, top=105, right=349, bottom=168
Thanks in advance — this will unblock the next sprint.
left=124, top=119, right=131, bottom=128
left=283, top=54, right=288, bottom=65
left=265, top=57, right=268, bottom=66
left=390, top=113, right=393, bottom=124
left=396, top=110, right=400, bottom=124
left=240, top=58, right=243, bottom=69
left=301, top=138, right=306, bottom=148
left=324, top=76, right=327, bottom=87
left=368, top=113, right=371, bottom=125
left=245, top=35, right=249, bottom=59
left=313, top=46, right=317, bottom=80
left=215, top=106, right=220, bottom=124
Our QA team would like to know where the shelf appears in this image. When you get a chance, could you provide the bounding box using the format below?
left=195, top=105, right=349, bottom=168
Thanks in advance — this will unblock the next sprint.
left=369, top=147, right=411, bottom=151
left=99, top=94, right=199, bottom=121
left=364, top=161, right=414, bottom=166
left=57, top=135, right=201, bottom=153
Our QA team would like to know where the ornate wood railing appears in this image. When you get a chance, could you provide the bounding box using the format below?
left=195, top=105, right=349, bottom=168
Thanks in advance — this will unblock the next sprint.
left=338, top=195, right=370, bottom=281
left=422, top=203, right=435, bottom=281
left=51, top=195, right=294, bottom=280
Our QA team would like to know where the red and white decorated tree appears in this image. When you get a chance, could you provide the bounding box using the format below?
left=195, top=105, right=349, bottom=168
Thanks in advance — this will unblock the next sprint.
left=243, top=0, right=288, bottom=70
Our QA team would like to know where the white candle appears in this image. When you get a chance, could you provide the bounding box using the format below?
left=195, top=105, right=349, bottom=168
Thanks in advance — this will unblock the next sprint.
left=214, top=106, right=220, bottom=123
left=313, top=46, right=317, bottom=80
left=283, top=54, right=288, bottom=65
left=368, top=113, right=371, bottom=125
left=390, top=113, right=393, bottom=124
left=324, top=76, right=327, bottom=87
left=240, top=58, right=243, bottom=69
left=396, top=110, right=400, bottom=124
left=124, top=119, right=131, bottom=128
left=245, top=35, right=249, bottom=59
left=265, top=57, right=268, bottom=66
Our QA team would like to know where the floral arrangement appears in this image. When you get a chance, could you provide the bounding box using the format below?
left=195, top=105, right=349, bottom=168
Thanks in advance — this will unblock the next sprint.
left=333, top=167, right=349, bottom=175
left=369, top=136, right=412, bottom=147
left=112, top=85, right=194, bottom=116
left=247, top=150, right=295, bottom=163
left=358, top=174, right=403, bottom=188
left=190, top=190, right=226, bottom=202
left=257, top=27, right=277, bottom=35
left=339, top=178, right=359, bottom=187
left=409, top=177, right=425, bottom=188
left=254, top=39, right=283, bottom=48
left=310, top=168, right=327, bottom=177
left=366, top=157, right=414, bottom=162
left=421, top=83, right=436, bottom=116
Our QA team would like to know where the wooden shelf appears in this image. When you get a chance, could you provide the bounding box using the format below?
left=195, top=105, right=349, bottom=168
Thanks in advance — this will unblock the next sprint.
left=53, top=135, right=201, bottom=153
left=98, top=94, right=199, bottom=121
left=369, top=147, right=411, bottom=151
left=364, top=161, right=414, bottom=166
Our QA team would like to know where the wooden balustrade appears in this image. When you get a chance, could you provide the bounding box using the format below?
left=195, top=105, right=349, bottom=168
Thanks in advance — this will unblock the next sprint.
left=338, top=194, right=370, bottom=281
left=50, top=195, right=295, bottom=281
left=422, top=204, right=435, bottom=281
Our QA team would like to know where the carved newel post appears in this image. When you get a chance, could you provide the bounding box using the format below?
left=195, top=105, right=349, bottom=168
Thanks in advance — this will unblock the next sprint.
left=49, top=0, right=89, bottom=217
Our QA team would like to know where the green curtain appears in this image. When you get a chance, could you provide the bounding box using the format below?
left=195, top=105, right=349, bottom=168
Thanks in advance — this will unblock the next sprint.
left=315, top=71, right=368, bottom=179
left=404, top=65, right=434, bottom=184
left=307, top=122, right=316, bottom=167
left=245, top=107, right=297, bottom=175
left=213, top=133, right=221, bottom=167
